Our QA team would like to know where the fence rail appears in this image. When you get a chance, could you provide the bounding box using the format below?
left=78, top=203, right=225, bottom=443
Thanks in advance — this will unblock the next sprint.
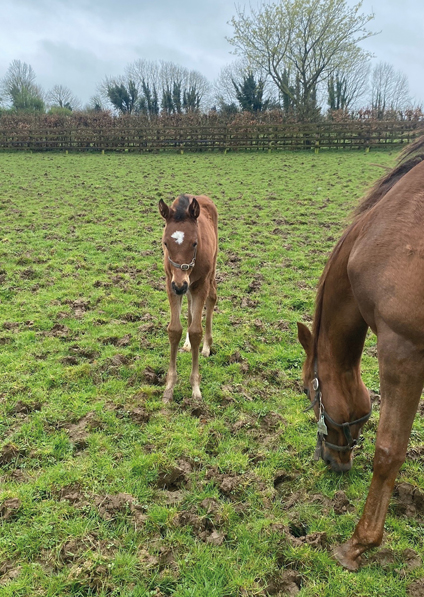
left=0, top=121, right=422, bottom=152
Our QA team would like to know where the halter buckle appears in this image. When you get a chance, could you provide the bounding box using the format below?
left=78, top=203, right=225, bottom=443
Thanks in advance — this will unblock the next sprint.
left=312, top=378, right=319, bottom=391
left=181, top=264, right=190, bottom=271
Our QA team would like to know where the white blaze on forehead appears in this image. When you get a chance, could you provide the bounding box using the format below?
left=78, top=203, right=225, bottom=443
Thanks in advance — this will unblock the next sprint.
left=171, top=231, right=184, bottom=245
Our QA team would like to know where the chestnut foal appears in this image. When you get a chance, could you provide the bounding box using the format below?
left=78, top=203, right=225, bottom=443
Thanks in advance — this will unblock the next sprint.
left=298, top=137, right=424, bottom=570
left=159, top=194, right=217, bottom=403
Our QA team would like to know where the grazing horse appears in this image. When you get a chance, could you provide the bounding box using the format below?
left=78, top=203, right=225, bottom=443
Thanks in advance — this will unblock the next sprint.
left=297, top=137, right=424, bottom=571
left=159, top=194, right=217, bottom=403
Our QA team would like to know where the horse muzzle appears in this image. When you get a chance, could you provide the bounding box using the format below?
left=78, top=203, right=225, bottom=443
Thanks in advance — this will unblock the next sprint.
left=172, top=280, right=188, bottom=295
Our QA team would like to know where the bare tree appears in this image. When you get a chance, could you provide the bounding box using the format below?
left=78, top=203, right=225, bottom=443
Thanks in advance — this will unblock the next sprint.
left=85, top=94, right=107, bottom=112
left=47, top=84, right=81, bottom=111
left=327, top=56, right=370, bottom=111
left=227, top=0, right=376, bottom=118
left=370, top=61, right=411, bottom=116
left=127, top=59, right=212, bottom=113
left=1, top=59, right=44, bottom=111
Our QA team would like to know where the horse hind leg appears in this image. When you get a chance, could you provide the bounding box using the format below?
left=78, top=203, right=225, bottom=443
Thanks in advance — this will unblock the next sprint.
left=201, top=280, right=217, bottom=357
left=182, top=292, right=192, bottom=352
left=334, top=326, right=424, bottom=570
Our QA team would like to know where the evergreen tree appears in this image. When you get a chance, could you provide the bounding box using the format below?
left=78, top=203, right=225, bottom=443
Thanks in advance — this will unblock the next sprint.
left=232, top=72, right=269, bottom=112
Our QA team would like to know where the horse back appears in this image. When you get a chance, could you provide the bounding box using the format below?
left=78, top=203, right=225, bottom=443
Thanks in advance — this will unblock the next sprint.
left=347, top=161, right=424, bottom=341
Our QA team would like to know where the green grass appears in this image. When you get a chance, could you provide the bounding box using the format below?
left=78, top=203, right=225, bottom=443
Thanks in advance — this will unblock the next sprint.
left=0, top=149, right=423, bottom=596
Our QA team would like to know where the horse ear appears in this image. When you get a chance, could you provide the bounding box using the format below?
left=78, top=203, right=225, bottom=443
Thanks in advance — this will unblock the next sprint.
left=297, top=322, right=312, bottom=355
left=188, top=198, right=200, bottom=220
left=159, top=199, right=170, bottom=220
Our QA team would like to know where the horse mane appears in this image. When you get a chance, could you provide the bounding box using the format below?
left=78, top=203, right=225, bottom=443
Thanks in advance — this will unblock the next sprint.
left=173, top=194, right=190, bottom=221
left=312, top=134, right=424, bottom=349
left=354, top=135, right=424, bottom=216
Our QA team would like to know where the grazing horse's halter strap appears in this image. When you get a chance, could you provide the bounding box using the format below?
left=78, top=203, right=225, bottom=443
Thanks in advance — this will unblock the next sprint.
left=304, top=357, right=372, bottom=461
left=167, top=245, right=197, bottom=271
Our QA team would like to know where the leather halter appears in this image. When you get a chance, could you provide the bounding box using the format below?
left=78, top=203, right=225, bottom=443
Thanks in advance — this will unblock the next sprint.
left=304, top=357, right=372, bottom=461
left=167, top=245, right=197, bottom=271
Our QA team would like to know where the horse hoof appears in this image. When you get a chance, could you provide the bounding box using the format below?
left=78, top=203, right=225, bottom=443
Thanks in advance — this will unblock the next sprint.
left=182, top=344, right=192, bottom=352
left=333, top=544, right=361, bottom=571
left=201, top=347, right=210, bottom=357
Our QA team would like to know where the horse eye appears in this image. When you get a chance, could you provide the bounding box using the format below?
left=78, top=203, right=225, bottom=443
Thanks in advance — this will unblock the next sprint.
left=303, top=388, right=309, bottom=396
left=164, top=242, right=167, bottom=247
left=193, top=242, right=198, bottom=247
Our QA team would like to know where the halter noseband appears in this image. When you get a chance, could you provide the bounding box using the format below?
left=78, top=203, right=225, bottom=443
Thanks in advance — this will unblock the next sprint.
left=304, top=357, right=372, bottom=461
left=167, top=245, right=197, bottom=271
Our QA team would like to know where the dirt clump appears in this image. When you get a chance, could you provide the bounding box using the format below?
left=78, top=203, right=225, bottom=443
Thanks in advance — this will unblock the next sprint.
left=264, top=570, right=301, bottom=596
left=333, top=490, right=354, bottom=514
left=173, top=500, right=225, bottom=544
left=144, top=366, right=165, bottom=385
left=9, top=400, right=42, bottom=415
left=369, top=547, right=396, bottom=567
left=57, top=484, right=91, bottom=508
left=180, top=397, right=209, bottom=419
left=46, top=323, right=70, bottom=338
left=0, top=498, right=21, bottom=520
left=0, top=443, right=23, bottom=465
left=406, top=446, right=424, bottom=460
left=156, top=465, right=190, bottom=491
left=393, top=482, right=424, bottom=517
left=402, top=548, right=422, bottom=572
left=407, top=579, right=424, bottom=597
left=94, top=493, right=137, bottom=520
left=109, top=353, right=129, bottom=367
left=65, top=412, right=104, bottom=450
left=0, top=561, right=21, bottom=585
left=128, top=407, right=150, bottom=425
left=247, top=275, right=264, bottom=293
left=260, top=411, right=287, bottom=431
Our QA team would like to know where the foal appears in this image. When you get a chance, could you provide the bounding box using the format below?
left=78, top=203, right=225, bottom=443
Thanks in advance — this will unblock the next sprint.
left=159, top=194, right=218, bottom=402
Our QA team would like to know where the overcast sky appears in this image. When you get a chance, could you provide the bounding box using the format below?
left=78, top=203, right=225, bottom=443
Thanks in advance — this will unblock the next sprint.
left=1, top=0, right=423, bottom=107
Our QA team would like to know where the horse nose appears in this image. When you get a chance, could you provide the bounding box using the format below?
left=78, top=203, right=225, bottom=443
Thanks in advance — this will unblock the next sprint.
left=172, top=281, right=188, bottom=295
left=323, top=451, right=353, bottom=473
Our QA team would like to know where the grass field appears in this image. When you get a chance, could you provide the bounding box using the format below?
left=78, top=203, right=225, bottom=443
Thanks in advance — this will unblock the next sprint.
left=0, top=149, right=423, bottom=597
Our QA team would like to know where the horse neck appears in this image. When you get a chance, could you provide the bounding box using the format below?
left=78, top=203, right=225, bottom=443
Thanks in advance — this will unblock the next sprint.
left=315, top=227, right=369, bottom=408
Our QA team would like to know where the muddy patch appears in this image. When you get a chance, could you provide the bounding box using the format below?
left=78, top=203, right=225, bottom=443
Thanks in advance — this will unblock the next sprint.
left=8, top=400, right=42, bottom=416
left=173, top=498, right=225, bottom=544
left=393, top=482, right=424, bottom=517
left=144, top=366, right=165, bottom=386
left=0, top=561, right=21, bottom=586
left=408, top=579, right=424, bottom=597
left=45, top=323, right=70, bottom=339
left=0, top=443, right=24, bottom=465
left=0, top=498, right=21, bottom=521
left=333, top=490, right=354, bottom=515
left=94, top=493, right=138, bottom=521
left=156, top=460, right=193, bottom=491
left=65, top=412, right=105, bottom=450
left=263, top=570, right=301, bottom=596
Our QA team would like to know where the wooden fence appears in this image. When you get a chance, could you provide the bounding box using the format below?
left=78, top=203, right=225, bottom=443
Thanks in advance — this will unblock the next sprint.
left=0, top=120, right=422, bottom=152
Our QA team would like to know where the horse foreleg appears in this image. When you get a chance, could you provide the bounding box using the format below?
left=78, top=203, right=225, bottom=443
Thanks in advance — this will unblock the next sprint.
left=163, top=289, right=183, bottom=403
left=188, top=289, right=207, bottom=399
left=182, top=292, right=192, bottom=352
left=334, top=329, right=424, bottom=571
left=201, top=280, right=217, bottom=357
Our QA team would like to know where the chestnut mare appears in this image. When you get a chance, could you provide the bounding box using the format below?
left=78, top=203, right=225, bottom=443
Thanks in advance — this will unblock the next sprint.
left=159, top=194, right=217, bottom=403
left=297, top=137, right=424, bottom=570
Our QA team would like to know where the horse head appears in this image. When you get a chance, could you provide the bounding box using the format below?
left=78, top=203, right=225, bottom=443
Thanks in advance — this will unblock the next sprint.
left=297, top=322, right=371, bottom=473
left=159, top=196, right=200, bottom=295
